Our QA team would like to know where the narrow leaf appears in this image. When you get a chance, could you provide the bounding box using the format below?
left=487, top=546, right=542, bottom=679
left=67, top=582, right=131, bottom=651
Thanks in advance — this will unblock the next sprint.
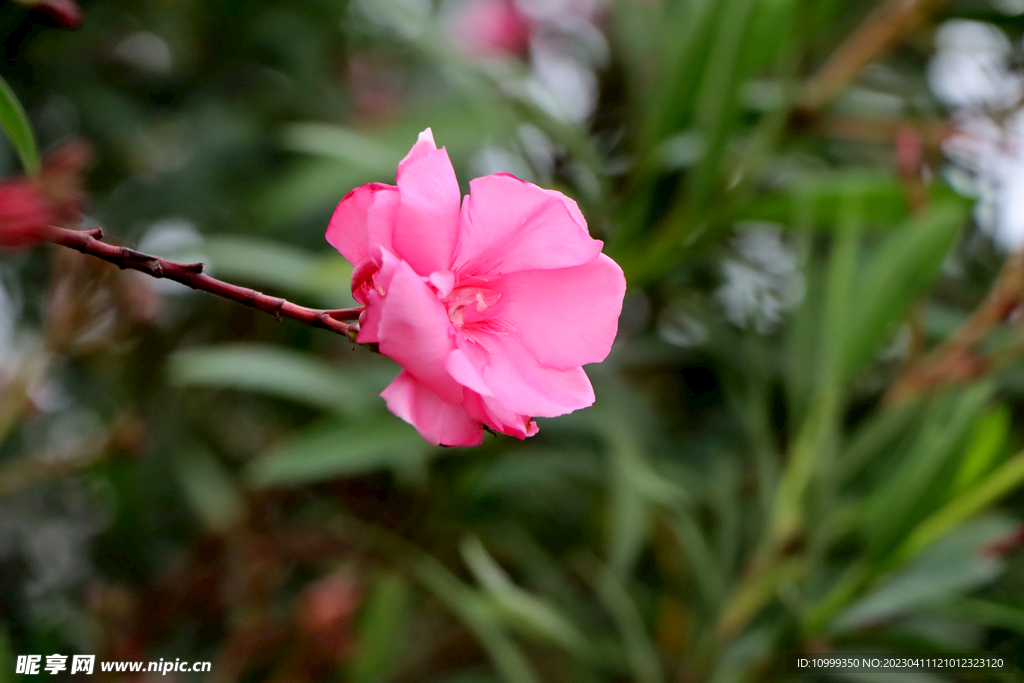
left=246, top=418, right=435, bottom=487
left=897, top=449, right=1024, bottom=563
left=460, top=536, right=590, bottom=656
left=0, top=75, right=38, bottom=175
left=169, top=344, right=385, bottom=415
left=348, top=571, right=412, bottom=683
left=416, top=558, right=542, bottom=683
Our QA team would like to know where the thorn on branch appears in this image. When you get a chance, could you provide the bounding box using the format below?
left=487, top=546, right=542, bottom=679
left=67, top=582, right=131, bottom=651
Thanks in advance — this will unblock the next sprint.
left=271, top=298, right=285, bottom=321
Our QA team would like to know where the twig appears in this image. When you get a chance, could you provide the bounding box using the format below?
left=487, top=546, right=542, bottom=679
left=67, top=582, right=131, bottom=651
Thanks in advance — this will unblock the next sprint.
left=795, top=0, right=950, bottom=115
left=885, top=251, right=1024, bottom=404
left=807, top=114, right=953, bottom=148
left=37, top=225, right=363, bottom=337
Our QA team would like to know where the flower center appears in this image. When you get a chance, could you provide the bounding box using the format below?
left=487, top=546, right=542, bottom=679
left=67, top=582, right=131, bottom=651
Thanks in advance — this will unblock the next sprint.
left=445, top=284, right=502, bottom=328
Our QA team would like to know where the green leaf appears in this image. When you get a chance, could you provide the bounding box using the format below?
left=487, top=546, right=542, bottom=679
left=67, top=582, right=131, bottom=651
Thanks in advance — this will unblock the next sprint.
left=253, top=157, right=386, bottom=229
left=460, top=536, right=590, bottom=656
left=590, top=562, right=665, bottom=683
left=594, top=397, right=675, bottom=577
left=172, top=446, right=246, bottom=535
left=348, top=571, right=412, bottom=683
left=282, top=124, right=405, bottom=173
left=842, top=201, right=967, bottom=382
left=861, top=383, right=993, bottom=556
left=734, top=171, right=910, bottom=228
left=931, top=597, right=1024, bottom=635
left=830, top=516, right=1015, bottom=633
left=201, top=236, right=354, bottom=306
left=951, top=405, right=1010, bottom=495
left=416, top=557, right=542, bottom=683
left=836, top=400, right=924, bottom=483
left=168, top=344, right=385, bottom=415
left=0, top=75, right=39, bottom=175
left=896, top=447, right=1024, bottom=564
left=245, top=418, right=436, bottom=487
left=685, top=0, right=760, bottom=212
left=666, top=509, right=726, bottom=609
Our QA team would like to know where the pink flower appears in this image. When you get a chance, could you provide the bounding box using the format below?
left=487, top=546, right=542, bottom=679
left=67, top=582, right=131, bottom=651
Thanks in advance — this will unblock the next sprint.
left=0, top=180, right=51, bottom=251
left=447, top=0, right=532, bottom=59
left=326, top=129, right=626, bottom=446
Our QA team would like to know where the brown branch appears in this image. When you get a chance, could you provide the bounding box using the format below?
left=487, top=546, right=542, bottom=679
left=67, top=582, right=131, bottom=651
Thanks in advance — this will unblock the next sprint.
left=37, top=225, right=363, bottom=337
left=807, top=115, right=954, bottom=148
left=795, top=0, right=951, bottom=115
left=885, top=251, right=1024, bottom=404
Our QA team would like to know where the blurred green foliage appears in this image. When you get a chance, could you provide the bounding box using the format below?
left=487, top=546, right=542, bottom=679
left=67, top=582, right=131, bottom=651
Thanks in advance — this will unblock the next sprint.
left=4, top=0, right=1024, bottom=682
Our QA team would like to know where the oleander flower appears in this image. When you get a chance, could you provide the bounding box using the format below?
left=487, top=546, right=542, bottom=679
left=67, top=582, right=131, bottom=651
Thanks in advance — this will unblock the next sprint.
left=326, top=129, right=625, bottom=446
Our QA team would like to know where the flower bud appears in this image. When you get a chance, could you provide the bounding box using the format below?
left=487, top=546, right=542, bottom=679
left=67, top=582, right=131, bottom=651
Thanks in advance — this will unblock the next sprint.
left=0, top=180, right=52, bottom=250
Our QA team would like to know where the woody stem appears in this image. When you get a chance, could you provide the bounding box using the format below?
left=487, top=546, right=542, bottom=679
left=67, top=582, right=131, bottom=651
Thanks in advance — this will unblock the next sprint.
left=38, top=224, right=364, bottom=336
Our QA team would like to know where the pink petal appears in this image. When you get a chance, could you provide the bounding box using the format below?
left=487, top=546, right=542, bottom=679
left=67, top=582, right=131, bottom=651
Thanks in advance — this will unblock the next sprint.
left=498, top=255, right=626, bottom=370
left=377, top=257, right=464, bottom=405
left=355, top=247, right=402, bottom=343
left=382, top=371, right=483, bottom=447
left=392, top=134, right=462, bottom=275
left=453, top=173, right=602, bottom=276
left=326, top=183, right=398, bottom=266
left=397, top=128, right=439, bottom=175
left=428, top=270, right=456, bottom=297
left=463, top=390, right=539, bottom=440
left=448, top=334, right=595, bottom=418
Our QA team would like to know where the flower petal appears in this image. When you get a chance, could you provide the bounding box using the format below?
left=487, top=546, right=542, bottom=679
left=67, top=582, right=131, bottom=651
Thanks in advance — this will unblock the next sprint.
left=382, top=371, right=483, bottom=447
left=453, top=173, right=602, bottom=276
left=448, top=334, right=595, bottom=417
left=392, top=132, right=462, bottom=275
left=326, top=183, right=398, bottom=265
left=355, top=247, right=402, bottom=343
left=498, top=254, right=626, bottom=370
left=377, top=257, right=464, bottom=405
left=463, top=390, right=538, bottom=440
left=398, top=128, right=438, bottom=174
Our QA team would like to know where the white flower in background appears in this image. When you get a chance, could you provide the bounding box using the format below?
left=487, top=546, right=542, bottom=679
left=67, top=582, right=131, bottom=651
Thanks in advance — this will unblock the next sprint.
left=928, top=20, right=1023, bottom=110
left=0, top=480, right=108, bottom=609
left=658, top=304, right=709, bottom=347
left=715, top=224, right=804, bottom=333
left=0, top=275, right=38, bottom=395
left=526, top=46, right=599, bottom=122
left=0, top=277, right=18, bottom=359
left=930, top=19, right=1024, bottom=250
left=112, top=31, right=173, bottom=76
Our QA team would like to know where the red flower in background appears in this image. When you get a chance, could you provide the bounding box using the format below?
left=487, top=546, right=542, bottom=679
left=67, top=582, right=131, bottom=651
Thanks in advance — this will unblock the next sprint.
left=0, top=180, right=52, bottom=250
left=0, top=141, right=90, bottom=250
left=14, top=0, right=82, bottom=28
left=448, top=0, right=533, bottom=58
